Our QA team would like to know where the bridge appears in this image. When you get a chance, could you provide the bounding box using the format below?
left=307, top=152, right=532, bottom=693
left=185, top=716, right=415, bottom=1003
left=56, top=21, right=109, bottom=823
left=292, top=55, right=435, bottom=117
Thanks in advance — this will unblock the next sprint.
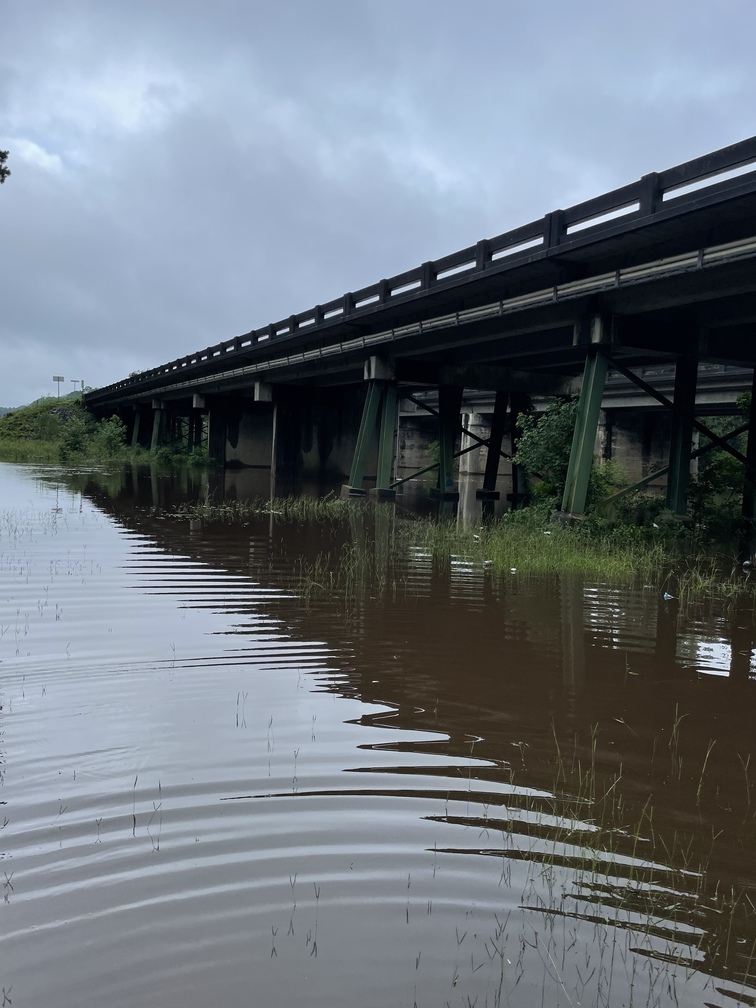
left=85, top=136, right=756, bottom=519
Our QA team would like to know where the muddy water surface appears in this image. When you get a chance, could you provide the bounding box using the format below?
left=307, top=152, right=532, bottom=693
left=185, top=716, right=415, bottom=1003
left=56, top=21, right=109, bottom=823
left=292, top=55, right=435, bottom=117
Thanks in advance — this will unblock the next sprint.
left=2, top=462, right=756, bottom=1008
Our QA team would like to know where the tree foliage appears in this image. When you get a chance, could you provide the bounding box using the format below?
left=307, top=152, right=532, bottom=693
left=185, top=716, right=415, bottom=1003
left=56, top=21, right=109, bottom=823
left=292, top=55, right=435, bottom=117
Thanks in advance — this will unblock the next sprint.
left=513, top=396, right=626, bottom=508
left=0, top=150, right=10, bottom=185
left=513, top=396, right=578, bottom=494
left=0, top=397, right=206, bottom=466
left=0, top=398, right=128, bottom=461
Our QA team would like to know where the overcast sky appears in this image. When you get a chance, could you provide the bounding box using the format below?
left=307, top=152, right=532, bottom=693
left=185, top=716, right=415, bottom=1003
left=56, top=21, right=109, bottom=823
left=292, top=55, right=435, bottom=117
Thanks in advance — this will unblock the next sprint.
left=2, top=0, right=756, bottom=407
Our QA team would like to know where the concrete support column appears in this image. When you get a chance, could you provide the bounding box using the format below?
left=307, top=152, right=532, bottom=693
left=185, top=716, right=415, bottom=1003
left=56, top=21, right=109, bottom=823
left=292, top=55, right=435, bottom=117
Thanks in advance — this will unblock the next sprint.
left=666, top=354, right=698, bottom=515
left=596, top=409, right=611, bottom=461
left=459, top=412, right=490, bottom=476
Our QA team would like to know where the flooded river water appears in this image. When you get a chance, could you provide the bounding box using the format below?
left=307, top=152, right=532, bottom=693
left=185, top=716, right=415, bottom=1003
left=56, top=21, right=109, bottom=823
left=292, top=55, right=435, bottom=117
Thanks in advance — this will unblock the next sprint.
left=2, top=461, right=756, bottom=1008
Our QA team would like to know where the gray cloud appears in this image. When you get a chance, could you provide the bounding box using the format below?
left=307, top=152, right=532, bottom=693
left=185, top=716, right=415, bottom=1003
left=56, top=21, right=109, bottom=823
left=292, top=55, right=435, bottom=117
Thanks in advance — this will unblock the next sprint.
left=2, top=0, right=756, bottom=405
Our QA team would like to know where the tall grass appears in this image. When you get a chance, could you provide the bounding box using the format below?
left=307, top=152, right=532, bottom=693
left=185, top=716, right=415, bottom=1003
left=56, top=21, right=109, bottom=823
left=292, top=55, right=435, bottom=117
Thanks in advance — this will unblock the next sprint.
left=172, top=493, right=352, bottom=523
left=401, top=508, right=756, bottom=606
left=0, top=438, right=62, bottom=463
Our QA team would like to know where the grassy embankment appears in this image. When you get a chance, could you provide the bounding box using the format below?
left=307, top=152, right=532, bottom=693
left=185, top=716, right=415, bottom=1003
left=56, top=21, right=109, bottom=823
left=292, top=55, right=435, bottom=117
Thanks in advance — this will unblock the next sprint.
left=0, top=396, right=207, bottom=466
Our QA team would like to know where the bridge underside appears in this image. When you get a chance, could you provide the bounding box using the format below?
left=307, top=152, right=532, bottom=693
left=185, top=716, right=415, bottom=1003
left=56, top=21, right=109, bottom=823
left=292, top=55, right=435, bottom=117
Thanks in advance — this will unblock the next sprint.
left=86, top=137, right=756, bottom=527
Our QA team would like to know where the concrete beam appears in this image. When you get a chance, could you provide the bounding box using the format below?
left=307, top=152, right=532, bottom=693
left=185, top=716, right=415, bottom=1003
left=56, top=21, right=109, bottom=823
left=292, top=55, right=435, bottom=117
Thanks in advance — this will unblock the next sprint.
left=394, top=359, right=576, bottom=395
left=610, top=317, right=700, bottom=356
left=699, top=324, right=756, bottom=367
left=364, top=356, right=396, bottom=381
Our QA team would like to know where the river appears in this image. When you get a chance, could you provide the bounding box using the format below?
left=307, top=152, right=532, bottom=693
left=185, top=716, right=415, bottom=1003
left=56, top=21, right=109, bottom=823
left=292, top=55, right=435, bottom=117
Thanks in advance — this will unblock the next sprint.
left=1, top=461, right=755, bottom=1007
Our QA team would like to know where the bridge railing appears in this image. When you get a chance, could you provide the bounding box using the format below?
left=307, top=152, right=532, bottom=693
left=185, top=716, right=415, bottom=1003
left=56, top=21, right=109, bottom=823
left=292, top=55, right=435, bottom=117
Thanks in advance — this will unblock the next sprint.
left=89, top=136, right=756, bottom=401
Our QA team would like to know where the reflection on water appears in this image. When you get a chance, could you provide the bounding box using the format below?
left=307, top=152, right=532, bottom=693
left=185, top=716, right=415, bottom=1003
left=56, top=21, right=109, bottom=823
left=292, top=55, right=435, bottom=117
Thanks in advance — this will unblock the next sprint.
left=1, top=461, right=756, bottom=1008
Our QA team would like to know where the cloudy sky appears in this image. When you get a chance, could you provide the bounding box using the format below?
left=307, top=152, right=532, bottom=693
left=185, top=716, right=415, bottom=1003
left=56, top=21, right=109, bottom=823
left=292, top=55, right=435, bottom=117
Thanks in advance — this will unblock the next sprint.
left=2, top=0, right=755, bottom=407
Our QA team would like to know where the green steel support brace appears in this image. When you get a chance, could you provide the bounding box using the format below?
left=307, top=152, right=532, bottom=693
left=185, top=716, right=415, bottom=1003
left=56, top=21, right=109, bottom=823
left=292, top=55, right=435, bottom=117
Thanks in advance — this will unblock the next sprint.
left=345, top=380, right=384, bottom=494
left=437, top=385, right=463, bottom=499
left=509, top=391, right=531, bottom=508
left=150, top=408, right=165, bottom=453
left=375, top=382, right=398, bottom=491
left=131, top=410, right=142, bottom=449
left=561, top=348, right=608, bottom=515
left=480, top=390, right=508, bottom=494
left=665, top=354, right=698, bottom=515
left=189, top=411, right=203, bottom=450
left=741, top=369, right=756, bottom=534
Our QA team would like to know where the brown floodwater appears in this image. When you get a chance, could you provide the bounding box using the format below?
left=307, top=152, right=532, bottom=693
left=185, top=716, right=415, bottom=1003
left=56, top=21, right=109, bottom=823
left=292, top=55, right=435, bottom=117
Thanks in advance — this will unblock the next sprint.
left=2, top=461, right=756, bottom=1008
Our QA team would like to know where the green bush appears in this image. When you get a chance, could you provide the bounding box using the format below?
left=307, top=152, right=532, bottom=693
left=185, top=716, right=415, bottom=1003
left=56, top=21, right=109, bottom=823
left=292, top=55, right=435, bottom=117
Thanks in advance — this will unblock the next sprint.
left=513, top=397, right=626, bottom=507
left=90, top=415, right=128, bottom=458
left=59, top=414, right=94, bottom=459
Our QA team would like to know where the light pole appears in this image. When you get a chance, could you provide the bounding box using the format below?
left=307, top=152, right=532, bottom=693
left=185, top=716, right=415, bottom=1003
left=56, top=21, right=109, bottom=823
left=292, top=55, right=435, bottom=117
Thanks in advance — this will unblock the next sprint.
left=53, top=375, right=64, bottom=398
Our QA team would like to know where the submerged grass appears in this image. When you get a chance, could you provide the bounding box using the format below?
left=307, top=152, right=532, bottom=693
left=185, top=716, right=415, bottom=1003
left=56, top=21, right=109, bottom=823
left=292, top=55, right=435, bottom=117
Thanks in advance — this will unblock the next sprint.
left=167, top=493, right=756, bottom=607
left=172, top=493, right=352, bottom=524
left=507, top=718, right=756, bottom=997
left=400, top=509, right=756, bottom=607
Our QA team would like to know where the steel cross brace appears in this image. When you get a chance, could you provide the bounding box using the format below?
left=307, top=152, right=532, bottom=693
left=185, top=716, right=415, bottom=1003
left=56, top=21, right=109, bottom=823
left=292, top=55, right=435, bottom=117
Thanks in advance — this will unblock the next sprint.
left=404, top=394, right=513, bottom=461
left=606, top=357, right=747, bottom=465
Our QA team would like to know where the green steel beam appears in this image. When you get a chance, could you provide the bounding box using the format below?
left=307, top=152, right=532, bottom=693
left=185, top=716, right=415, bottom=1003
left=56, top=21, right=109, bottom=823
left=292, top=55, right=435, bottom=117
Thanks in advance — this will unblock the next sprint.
left=150, top=408, right=165, bottom=452
left=561, top=348, right=608, bottom=515
left=509, top=391, right=531, bottom=505
left=375, top=383, right=398, bottom=489
left=390, top=437, right=489, bottom=489
left=437, top=385, right=463, bottom=494
left=598, top=421, right=749, bottom=506
left=607, top=356, right=746, bottom=464
left=131, top=410, right=141, bottom=449
left=347, top=380, right=383, bottom=490
left=742, top=369, right=756, bottom=528
left=405, top=394, right=512, bottom=461
left=482, top=391, right=509, bottom=492
left=666, top=354, right=698, bottom=514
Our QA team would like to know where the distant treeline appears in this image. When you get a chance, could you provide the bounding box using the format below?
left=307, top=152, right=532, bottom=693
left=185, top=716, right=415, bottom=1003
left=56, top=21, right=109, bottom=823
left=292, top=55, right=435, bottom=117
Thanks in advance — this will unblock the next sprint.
left=0, top=397, right=206, bottom=466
